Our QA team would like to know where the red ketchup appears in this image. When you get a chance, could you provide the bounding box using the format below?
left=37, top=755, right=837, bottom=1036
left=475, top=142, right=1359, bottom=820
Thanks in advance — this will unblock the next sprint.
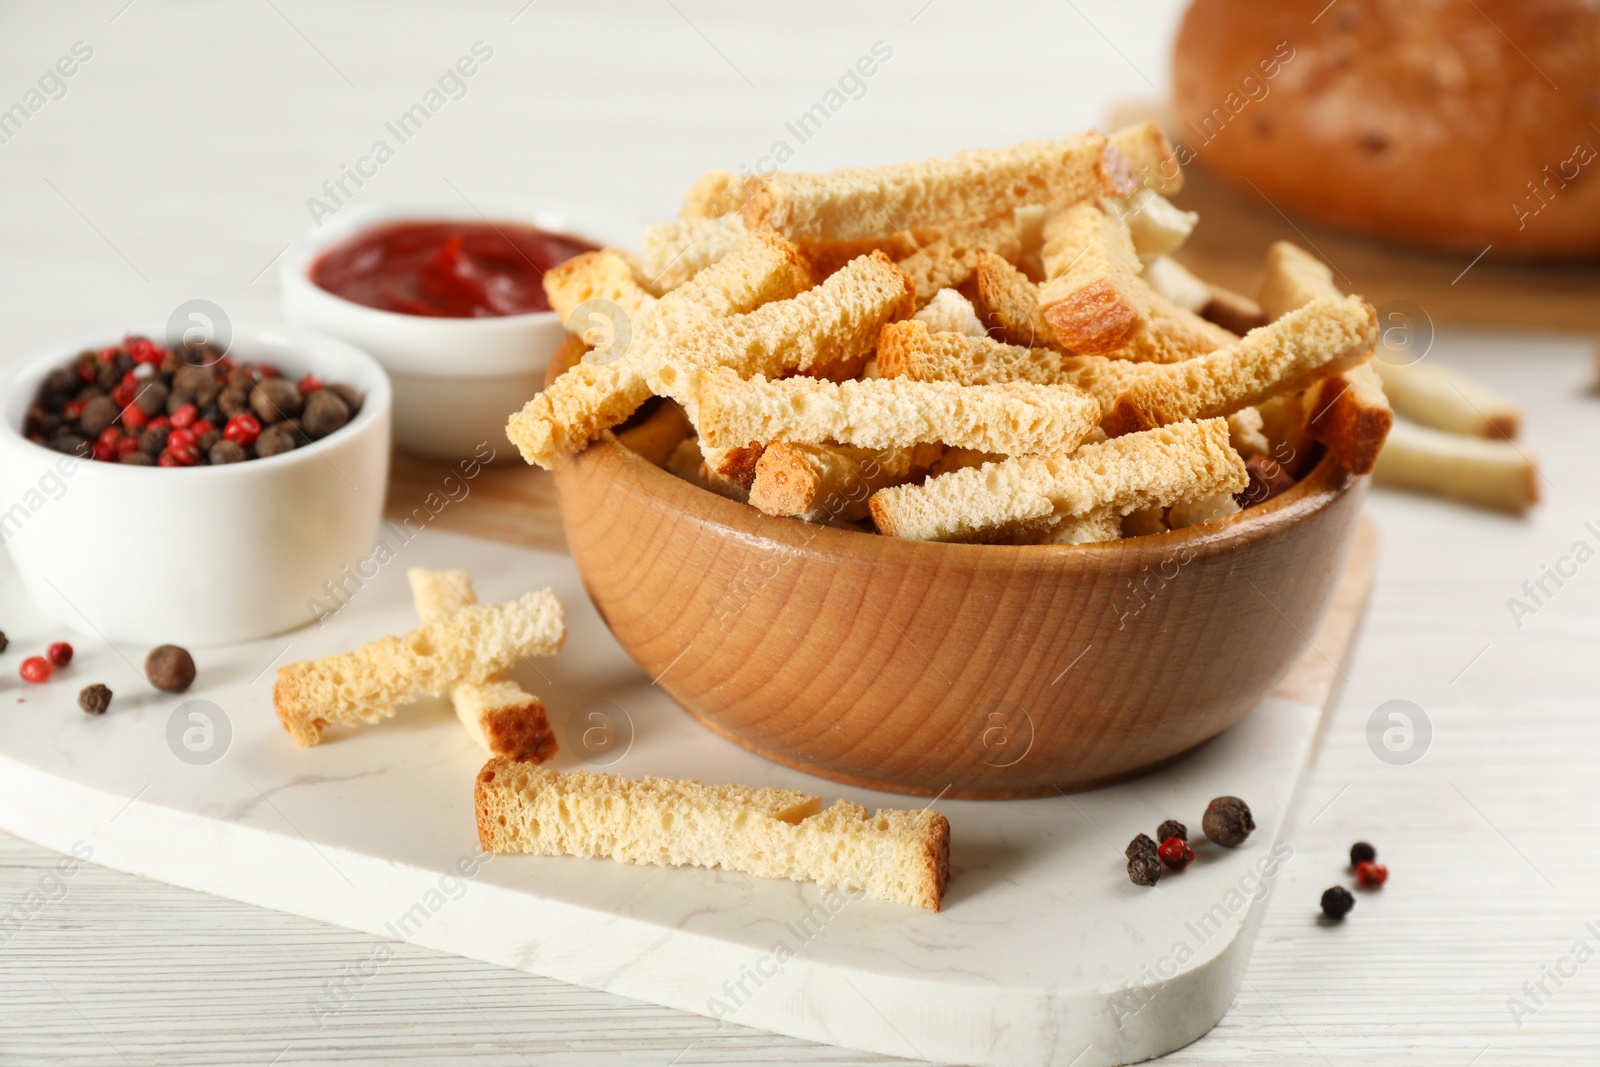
left=310, top=221, right=597, bottom=317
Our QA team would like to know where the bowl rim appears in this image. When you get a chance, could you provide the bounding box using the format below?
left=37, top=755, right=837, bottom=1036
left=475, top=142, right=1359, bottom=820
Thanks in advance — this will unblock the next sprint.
left=564, top=428, right=1357, bottom=569
left=280, top=200, right=636, bottom=332
left=0, top=321, right=392, bottom=478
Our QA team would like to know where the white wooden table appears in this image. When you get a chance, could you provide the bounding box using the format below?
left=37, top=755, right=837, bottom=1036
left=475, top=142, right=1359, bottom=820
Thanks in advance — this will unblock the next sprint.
left=3, top=2, right=1599, bottom=1063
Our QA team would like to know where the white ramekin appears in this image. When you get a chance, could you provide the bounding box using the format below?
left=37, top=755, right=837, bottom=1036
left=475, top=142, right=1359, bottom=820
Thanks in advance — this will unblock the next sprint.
left=279, top=203, right=632, bottom=462
left=0, top=324, right=392, bottom=646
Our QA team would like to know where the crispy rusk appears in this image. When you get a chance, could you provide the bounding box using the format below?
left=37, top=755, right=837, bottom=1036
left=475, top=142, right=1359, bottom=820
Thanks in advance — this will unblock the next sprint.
left=1370, top=360, right=1521, bottom=440
left=543, top=249, right=655, bottom=325
left=614, top=399, right=695, bottom=468
left=1226, top=406, right=1270, bottom=457
left=1109, top=121, right=1185, bottom=196
left=408, top=569, right=556, bottom=764
left=1257, top=241, right=1393, bottom=473
left=1101, top=296, right=1378, bottom=436
left=912, top=288, right=987, bottom=337
left=639, top=214, right=748, bottom=293
left=895, top=216, right=1022, bottom=305
left=1010, top=505, right=1122, bottom=545
left=1201, top=282, right=1270, bottom=335
left=1106, top=189, right=1197, bottom=260
left=1255, top=392, right=1318, bottom=477
left=1167, top=491, right=1241, bottom=529
left=1257, top=240, right=1342, bottom=321
left=867, top=418, right=1246, bottom=542
left=742, top=125, right=1177, bottom=244
left=508, top=232, right=816, bottom=470
left=1304, top=362, right=1393, bottom=475
left=974, top=250, right=1063, bottom=350
left=274, top=590, right=565, bottom=747
left=643, top=250, right=916, bottom=419
left=1037, top=201, right=1149, bottom=354
left=978, top=247, right=1229, bottom=363
left=701, top=443, right=766, bottom=486
left=1142, top=255, right=1212, bottom=312
left=1372, top=419, right=1539, bottom=514
left=475, top=762, right=950, bottom=910
left=877, top=319, right=1163, bottom=416
left=681, top=169, right=748, bottom=218
left=698, top=366, right=1101, bottom=457
left=748, top=442, right=940, bottom=522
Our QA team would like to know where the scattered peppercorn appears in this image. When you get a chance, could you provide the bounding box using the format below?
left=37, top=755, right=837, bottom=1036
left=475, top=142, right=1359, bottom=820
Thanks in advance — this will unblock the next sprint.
left=1202, top=796, right=1255, bottom=848
left=78, top=684, right=112, bottom=715
left=1128, top=852, right=1162, bottom=887
left=0, top=630, right=7, bottom=653
left=1156, top=819, right=1187, bottom=842
left=22, top=336, right=361, bottom=466
left=1350, top=841, right=1376, bottom=867
left=1158, top=835, right=1194, bottom=869
left=20, top=656, right=53, bottom=683
left=46, top=642, right=73, bottom=668
left=145, top=644, right=196, bottom=693
left=1355, top=860, right=1389, bottom=889
left=1320, top=885, right=1355, bottom=920
left=1126, top=833, right=1158, bottom=859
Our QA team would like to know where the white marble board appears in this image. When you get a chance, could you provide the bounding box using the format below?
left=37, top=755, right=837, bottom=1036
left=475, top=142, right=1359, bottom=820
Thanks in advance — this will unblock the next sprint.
left=0, top=526, right=1364, bottom=1067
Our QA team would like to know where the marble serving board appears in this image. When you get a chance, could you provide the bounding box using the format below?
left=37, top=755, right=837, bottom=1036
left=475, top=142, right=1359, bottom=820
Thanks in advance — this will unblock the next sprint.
left=0, top=523, right=1376, bottom=1067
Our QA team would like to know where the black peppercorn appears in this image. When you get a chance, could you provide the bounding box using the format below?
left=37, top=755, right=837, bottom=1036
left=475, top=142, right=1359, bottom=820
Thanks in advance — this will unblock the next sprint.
left=1320, top=886, right=1355, bottom=920
left=251, top=379, right=303, bottom=423
left=145, top=644, right=196, bottom=693
left=1156, top=819, right=1187, bottom=843
left=1128, top=852, right=1162, bottom=887
left=120, top=451, right=153, bottom=465
left=0, top=630, right=7, bottom=653
left=1350, top=841, right=1376, bottom=868
left=78, top=684, right=113, bottom=715
left=326, top=382, right=363, bottom=416
left=1202, top=796, right=1255, bottom=848
left=1126, top=833, right=1158, bottom=859
left=208, top=440, right=247, bottom=464
left=301, top=389, right=350, bottom=439
left=255, top=423, right=299, bottom=457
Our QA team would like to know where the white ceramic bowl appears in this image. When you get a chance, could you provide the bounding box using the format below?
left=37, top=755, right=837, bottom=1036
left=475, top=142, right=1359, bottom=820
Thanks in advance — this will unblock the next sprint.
left=280, top=202, right=631, bottom=462
left=0, top=324, right=392, bottom=646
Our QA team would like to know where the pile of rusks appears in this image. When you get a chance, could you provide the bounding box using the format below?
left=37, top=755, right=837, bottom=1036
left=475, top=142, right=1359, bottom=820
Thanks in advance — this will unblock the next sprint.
left=507, top=122, right=1398, bottom=543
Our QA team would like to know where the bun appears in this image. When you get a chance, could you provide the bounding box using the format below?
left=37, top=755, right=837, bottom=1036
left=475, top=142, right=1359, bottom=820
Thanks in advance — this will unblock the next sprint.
left=1173, top=0, right=1600, bottom=258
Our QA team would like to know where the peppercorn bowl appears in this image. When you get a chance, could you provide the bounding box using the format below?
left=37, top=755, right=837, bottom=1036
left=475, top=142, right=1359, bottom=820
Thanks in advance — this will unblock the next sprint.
left=280, top=201, right=630, bottom=463
left=0, top=323, right=391, bottom=646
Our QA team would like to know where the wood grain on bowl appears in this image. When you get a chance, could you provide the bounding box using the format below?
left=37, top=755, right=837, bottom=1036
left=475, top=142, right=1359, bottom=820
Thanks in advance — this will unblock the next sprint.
left=553, top=431, right=1364, bottom=798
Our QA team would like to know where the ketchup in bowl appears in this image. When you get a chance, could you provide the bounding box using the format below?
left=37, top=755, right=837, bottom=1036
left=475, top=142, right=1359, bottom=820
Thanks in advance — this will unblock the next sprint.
left=309, top=221, right=598, bottom=318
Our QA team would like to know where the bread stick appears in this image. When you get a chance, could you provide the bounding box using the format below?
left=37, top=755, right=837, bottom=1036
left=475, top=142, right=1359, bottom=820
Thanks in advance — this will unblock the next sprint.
left=613, top=399, right=694, bottom=467
left=698, top=366, right=1102, bottom=456
left=974, top=250, right=1064, bottom=350
left=895, top=216, right=1022, bottom=305
left=508, top=232, right=814, bottom=470
left=1372, top=419, right=1539, bottom=514
left=680, top=169, right=747, bottom=218
left=1370, top=360, right=1521, bottom=440
left=639, top=214, right=749, bottom=293
left=1010, top=505, right=1122, bottom=545
left=1102, top=296, right=1378, bottom=436
left=274, top=590, right=566, bottom=747
left=748, top=442, right=939, bottom=522
left=408, top=569, right=556, bottom=764
left=742, top=125, right=1177, bottom=244
left=475, top=761, right=951, bottom=910
left=1258, top=241, right=1394, bottom=472
left=868, top=418, right=1247, bottom=542
left=1038, top=201, right=1151, bottom=354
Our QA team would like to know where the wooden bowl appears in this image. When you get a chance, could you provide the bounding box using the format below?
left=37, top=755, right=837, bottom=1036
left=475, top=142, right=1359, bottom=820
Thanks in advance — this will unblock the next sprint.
left=548, top=351, right=1367, bottom=799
